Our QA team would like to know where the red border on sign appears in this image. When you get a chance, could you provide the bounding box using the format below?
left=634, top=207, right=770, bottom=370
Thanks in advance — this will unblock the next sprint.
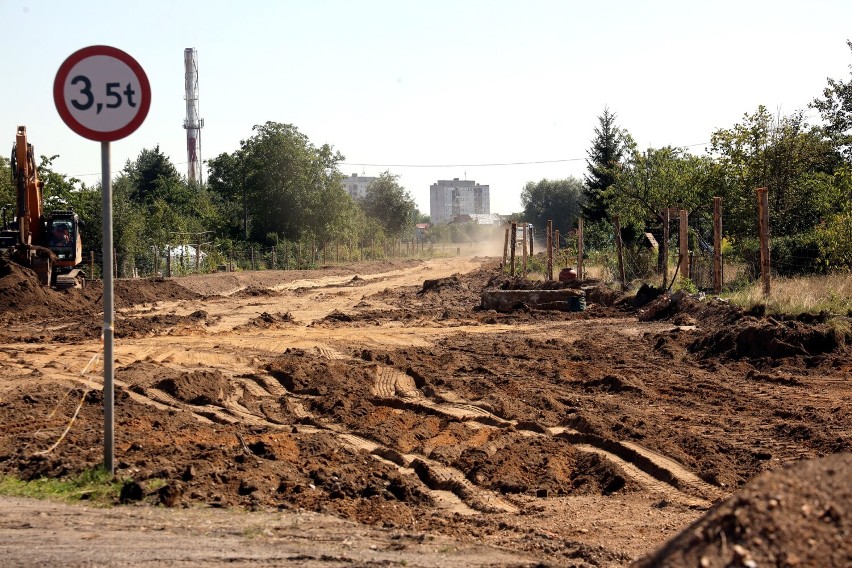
left=54, top=45, right=151, bottom=142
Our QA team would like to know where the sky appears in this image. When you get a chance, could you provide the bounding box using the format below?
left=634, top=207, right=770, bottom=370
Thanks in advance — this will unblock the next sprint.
left=3, top=0, right=852, bottom=217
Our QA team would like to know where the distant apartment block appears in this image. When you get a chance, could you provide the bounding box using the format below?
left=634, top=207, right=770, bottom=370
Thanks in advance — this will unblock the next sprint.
left=429, top=178, right=490, bottom=224
left=341, top=173, right=376, bottom=200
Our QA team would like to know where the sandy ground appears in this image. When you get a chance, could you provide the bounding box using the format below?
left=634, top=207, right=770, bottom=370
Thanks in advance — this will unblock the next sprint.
left=0, top=256, right=850, bottom=567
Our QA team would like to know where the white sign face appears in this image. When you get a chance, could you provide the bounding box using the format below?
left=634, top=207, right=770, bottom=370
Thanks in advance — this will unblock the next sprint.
left=54, top=46, right=150, bottom=142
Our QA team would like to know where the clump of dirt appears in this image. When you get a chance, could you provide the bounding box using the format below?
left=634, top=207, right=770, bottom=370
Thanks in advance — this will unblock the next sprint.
left=322, top=310, right=354, bottom=322
left=634, top=452, right=852, bottom=568
left=345, top=275, right=367, bottom=287
left=229, top=286, right=279, bottom=299
left=158, top=370, right=231, bottom=406
left=638, top=291, right=741, bottom=326
left=115, top=310, right=210, bottom=338
left=690, top=318, right=846, bottom=360
left=632, top=283, right=665, bottom=307
left=418, top=274, right=462, bottom=294
left=122, top=361, right=233, bottom=407
left=450, top=434, right=635, bottom=496
left=110, top=278, right=201, bottom=308
left=234, top=311, right=294, bottom=330
left=638, top=290, right=850, bottom=361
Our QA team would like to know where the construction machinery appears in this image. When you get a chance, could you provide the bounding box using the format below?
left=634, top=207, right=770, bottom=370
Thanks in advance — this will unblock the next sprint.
left=1, top=126, right=84, bottom=288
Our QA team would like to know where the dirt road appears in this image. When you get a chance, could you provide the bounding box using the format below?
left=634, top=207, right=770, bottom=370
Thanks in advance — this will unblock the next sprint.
left=0, top=256, right=850, bottom=566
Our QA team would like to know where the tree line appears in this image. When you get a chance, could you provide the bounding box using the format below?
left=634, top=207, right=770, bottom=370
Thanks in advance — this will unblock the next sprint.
left=2, top=44, right=851, bottom=276
left=1, top=122, right=419, bottom=276
left=522, top=43, right=852, bottom=274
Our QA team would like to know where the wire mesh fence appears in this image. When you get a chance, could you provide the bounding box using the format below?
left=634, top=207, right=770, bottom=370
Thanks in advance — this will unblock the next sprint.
left=82, top=237, right=488, bottom=280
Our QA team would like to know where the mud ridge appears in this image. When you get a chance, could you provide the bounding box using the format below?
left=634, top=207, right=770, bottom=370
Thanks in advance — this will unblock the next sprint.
left=367, top=359, right=717, bottom=507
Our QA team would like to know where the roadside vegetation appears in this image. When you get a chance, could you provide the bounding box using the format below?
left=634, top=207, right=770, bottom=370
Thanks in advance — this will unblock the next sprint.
left=726, top=273, right=852, bottom=318
left=0, top=467, right=122, bottom=505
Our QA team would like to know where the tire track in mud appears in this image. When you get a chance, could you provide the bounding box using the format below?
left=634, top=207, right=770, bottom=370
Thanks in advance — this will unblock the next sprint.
left=108, top=352, right=516, bottom=516
left=368, top=362, right=721, bottom=508
left=91, top=338, right=721, bottom=514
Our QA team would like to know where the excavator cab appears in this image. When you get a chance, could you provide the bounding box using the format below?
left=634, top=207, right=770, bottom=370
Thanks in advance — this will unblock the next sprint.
left=47, top=217, right=76, bottom=257
left=45, top=211, right=84, bottom=288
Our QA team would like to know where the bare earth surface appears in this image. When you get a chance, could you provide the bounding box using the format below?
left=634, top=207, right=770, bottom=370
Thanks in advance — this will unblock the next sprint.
left=0, top=256, right=850, bottom=567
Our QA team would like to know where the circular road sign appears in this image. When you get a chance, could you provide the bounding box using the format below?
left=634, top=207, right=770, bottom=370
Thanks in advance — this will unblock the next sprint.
left=54, top=45, right=151, bottom=142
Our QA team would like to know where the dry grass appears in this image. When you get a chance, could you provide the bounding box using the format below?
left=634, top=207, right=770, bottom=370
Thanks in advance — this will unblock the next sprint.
left=726, top=272, right=852, bottom=317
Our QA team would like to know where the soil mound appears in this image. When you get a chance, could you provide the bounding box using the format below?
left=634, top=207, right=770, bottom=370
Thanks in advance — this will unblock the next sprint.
left=418, top=274, right=462, bottom=294
left=234, top=311, right=294, bottom=330
left=633, top=452, right=852, bottom=568
left=638, top=290, right=849, bottom=360
left=115, top=310, right=210, bottom=338
left=229, top=286, right=279, bottom=299
left=111, top=278, right=201, bottom=308
left=0, top=260, right=87, bottom=319
left=638, top=291, right=742, bottom=326
left=0, top=260, right=201, bottom=324
left=156, top=369, right=231, bottom=406
left=689, top=318, right=846, bottom=360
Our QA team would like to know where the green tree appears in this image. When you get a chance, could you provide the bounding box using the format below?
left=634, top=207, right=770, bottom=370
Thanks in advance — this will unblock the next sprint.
left=520, top=177, right=585, bottom=234
left=709, top=106, right=839, bottom=241
left=0, top=157, right=14, bottom=221
left=211, top=122, right=348, bottom=244
left=584, top=107, right=631, bottom=222
left=109, top=174, right=146, bottom=277
left=37, top=154, right=83, bottom=211
left=813, top=165, right=852, bottom=270
left=124, top=146, right=182, bottom=205
left=811, top=40, right=852, bottom=162
left=607, top=146, right=711, bottom=228
left=206, top=151, right=247, bottom=240
left=359, top=172, right=417, bottom=237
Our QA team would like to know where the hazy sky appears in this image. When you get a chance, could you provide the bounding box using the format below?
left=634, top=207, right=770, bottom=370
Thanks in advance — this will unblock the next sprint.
left=3, top=0, right=852, bottom=216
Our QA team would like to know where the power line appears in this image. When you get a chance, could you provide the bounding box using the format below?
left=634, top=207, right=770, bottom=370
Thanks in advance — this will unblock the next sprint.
left=341, top=158, right=585, bottom=168
left=340, top=142, right=711, bottom=169
left=68, top=160, right=194, bottom=179
left=67, top=142, right=713, bottom=178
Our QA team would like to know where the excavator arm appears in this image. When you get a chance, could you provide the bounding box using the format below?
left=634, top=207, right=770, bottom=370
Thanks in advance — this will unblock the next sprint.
left=12, top=126, right=44, bottom=247
left=6, top=126, right=84, bottom=288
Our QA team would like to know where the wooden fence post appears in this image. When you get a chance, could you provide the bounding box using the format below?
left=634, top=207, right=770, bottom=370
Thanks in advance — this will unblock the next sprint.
left=522, top=225, right=528, bottom=277
left=713, top=197, right=723, bottom=294
left=546, top=220, right=553, bottom=280
left=89, top=251, right=95, bottom=280
left=662, top=208, right=670, bottom=287
left=167, top=247, right=172, bottom=277
left=577, top=218, right=584, bottom=280
left=502, top=227, right=510, bottom=270
left=510, top=222, right=517, bottom=276
left=613, top=216, right=626, bottom=291
left=756, top=187, right=770, bottom=296
left=678, top=209, right=689, bottom=286
left=554, top=229, right=560, bottom=266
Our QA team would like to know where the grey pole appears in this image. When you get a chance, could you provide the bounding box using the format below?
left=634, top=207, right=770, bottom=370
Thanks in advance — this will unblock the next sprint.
left=101, top=141, right=114, bottom=476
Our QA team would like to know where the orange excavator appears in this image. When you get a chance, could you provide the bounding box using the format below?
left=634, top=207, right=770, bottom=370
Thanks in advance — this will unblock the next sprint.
left=1, top=126, right=84, bottom=288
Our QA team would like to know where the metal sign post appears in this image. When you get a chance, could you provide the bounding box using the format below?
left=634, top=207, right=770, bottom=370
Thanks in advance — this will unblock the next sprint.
left=54, top=45, right=150, bottom=476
